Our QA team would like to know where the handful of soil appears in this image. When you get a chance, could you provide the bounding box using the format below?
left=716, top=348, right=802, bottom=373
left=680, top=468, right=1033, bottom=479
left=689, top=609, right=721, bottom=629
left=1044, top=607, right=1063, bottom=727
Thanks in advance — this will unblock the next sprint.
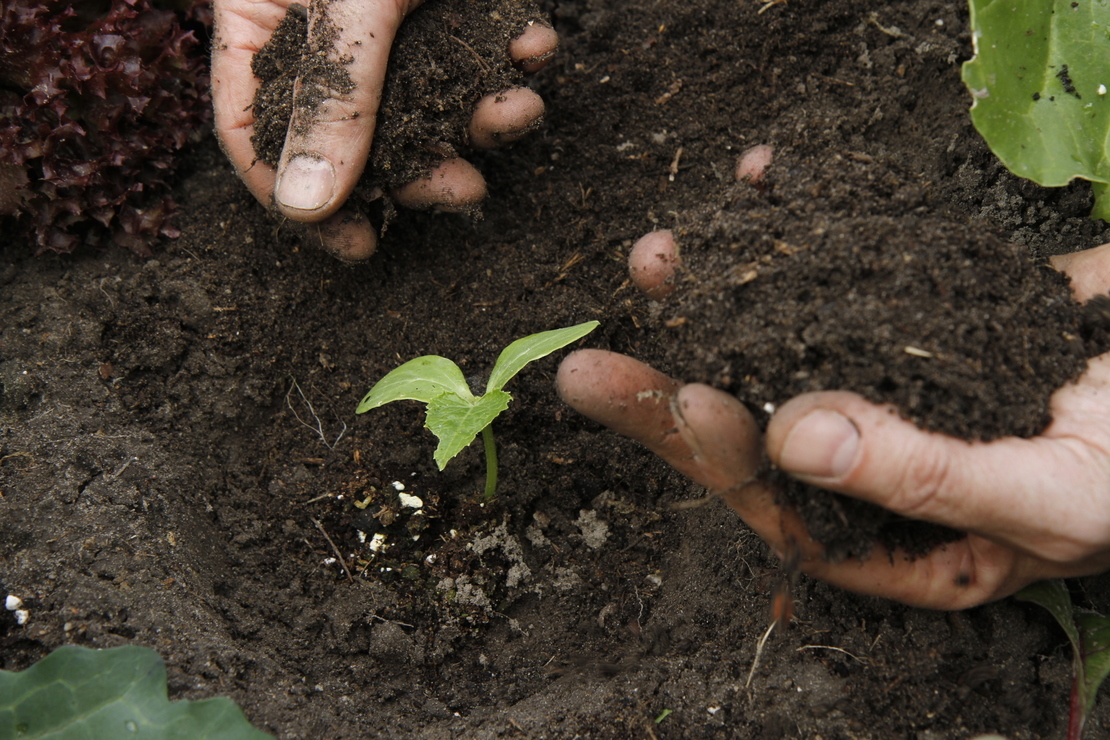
left=662, top=151, right=1110, bottom=561
left=250, top=0, right=543, bottom=210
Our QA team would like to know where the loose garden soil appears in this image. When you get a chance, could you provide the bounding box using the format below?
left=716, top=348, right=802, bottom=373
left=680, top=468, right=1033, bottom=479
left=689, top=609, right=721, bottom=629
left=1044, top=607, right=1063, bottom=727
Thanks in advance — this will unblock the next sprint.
left=4, top=0, right=1110, bottom=737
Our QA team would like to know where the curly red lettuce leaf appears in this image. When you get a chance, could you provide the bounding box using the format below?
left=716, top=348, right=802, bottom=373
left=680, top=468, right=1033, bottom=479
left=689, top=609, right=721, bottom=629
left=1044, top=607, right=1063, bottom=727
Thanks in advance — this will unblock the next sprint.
left=0, top=0, right=211, bottom=256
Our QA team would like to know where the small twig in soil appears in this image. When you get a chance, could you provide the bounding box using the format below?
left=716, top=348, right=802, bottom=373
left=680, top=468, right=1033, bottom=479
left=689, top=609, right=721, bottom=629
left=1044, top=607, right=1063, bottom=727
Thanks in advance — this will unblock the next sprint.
left=757, top=0, right=787, bottom=14
left=312, top=517, right=354, bottom=583
left=667, top=494, right=714, bottom=510
left=371, top=613, right=414, bottom=629
left=0, top=452, right=33, bottom=466
left=448, top=35, right=491, bottom=72
left=286, top=378, right=347, bottom=450
left=105, top=456, right=138, bottom=481
left=809, top=73, right=855, bottom=87
left=745, top=619, right=777, bottom=687
left=867, top=11, right=908, bottom=38
left=796, top=644, right=867, bottom=663
left=668, top=146, right=684, bottom=181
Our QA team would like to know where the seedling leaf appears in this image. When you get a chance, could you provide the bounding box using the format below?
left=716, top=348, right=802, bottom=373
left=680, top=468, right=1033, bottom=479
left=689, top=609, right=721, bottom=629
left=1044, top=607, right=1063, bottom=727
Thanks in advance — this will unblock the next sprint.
left=426, top=390, right=511, bottom=469
left=356, top=355, right=474, bottom=413
left=358, top=322, right=600, bottom=499
left=962, top=0, right=1110, bottom=218
left=0, top=645, right=270, bottom=739
left=486, top=321, right=600, bottom=393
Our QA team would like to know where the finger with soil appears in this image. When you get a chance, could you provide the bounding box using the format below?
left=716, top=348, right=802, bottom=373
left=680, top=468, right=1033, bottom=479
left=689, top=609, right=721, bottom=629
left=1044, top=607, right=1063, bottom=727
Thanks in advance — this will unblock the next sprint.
left=250, top=0, right=555, bottom=252
left=557, top=349, right=760, bottom=514
left=211, top=0, right=292, bottom=204
left=629, top=230, right=680, bottom=300
left=468, top=88, right=545, bottom=149
left=272, top=1, right=408, bottom=220
left=393, top=158, right=487, bottom=211
left=508, top=21, right=558, bottom=72
left=1051, top=242, right=1110, bottom=302
left=312, top=208, right=378, bottom=261
left=735, top=144, right=774, bottom=184
left=554, top=349, right=1035, bottom=609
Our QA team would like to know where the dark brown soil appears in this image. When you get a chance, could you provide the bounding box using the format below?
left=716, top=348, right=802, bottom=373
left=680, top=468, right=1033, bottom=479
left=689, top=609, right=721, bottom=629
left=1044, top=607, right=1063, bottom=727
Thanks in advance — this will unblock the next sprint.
left=3, top=0, right=1110, bottom=738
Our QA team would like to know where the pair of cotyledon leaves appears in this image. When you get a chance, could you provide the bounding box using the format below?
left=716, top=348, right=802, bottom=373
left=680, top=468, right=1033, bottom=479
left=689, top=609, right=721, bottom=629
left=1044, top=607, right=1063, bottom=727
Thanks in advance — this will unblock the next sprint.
left=356, top=321, right=599, bottom=470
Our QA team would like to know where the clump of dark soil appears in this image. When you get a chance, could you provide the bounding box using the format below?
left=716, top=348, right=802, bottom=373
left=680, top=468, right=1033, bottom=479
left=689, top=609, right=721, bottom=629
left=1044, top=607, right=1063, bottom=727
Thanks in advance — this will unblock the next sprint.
left=662, top=153, right=1110, bottom=558
left=252, top=0, right=544, bottom=196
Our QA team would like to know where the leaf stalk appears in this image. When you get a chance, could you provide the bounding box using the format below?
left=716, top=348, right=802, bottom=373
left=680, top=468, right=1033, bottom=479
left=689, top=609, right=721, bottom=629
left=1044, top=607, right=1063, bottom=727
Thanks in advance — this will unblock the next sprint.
left=482, top=424, right=498, bottom=501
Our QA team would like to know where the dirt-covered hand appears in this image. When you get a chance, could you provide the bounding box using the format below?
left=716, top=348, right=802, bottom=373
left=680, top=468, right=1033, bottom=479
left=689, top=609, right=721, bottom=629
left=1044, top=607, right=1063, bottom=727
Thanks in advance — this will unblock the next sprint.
left=211, top=0, right=557, bottom=260
left=559, top=236, right=1110, bottom=610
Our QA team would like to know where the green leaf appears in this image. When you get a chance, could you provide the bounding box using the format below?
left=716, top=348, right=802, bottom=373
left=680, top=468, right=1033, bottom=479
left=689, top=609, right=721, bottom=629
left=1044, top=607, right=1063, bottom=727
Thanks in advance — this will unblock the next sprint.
left=425, top=390, right=511, bottom=469
left=0, top=645, right=270, bottom=739
left=1077, top=609, right=1110, bottom=729
left=962, top=0, right=1110, bottom=217
left=486, top=321, right=600, bottom=393
left=1016, top=579, right=1081, bottom=652
left=356, top=355, right=474, bottom=413
left=1016, top=579, right=1110, bottom=737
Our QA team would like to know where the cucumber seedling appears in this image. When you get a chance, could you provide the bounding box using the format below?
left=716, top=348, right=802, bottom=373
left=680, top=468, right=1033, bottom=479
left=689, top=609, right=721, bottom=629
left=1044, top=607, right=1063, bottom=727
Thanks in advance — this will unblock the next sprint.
left=356, top=321, right=599, bottom=500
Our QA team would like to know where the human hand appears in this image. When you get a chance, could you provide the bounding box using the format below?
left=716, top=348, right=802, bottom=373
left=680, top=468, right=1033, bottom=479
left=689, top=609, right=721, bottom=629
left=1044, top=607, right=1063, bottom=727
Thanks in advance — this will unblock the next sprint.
left=211, top=0, right=557, bottom=259
left=557, top=232, right=1110, bottom=609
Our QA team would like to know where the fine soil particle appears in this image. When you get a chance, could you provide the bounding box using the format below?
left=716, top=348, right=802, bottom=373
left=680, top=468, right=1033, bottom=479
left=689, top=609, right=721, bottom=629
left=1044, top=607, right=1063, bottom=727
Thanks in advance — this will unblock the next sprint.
left=5, top=0, right=1110, bottom=738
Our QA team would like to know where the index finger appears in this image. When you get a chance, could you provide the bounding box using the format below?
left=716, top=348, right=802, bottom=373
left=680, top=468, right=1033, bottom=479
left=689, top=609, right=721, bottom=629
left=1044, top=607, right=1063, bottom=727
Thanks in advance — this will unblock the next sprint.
left=211, top=0, right=294, bottom=203
left=1050, top=242, right=1110, bottom=302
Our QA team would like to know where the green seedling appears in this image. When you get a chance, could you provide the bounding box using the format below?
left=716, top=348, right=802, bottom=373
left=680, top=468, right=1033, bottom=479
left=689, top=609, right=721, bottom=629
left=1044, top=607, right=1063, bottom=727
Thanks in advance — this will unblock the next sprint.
left=962, top=0, right=1110, bottom=220
left=1015, top=580, right=1110, bottom=740
left=0, top=645, right=270, bottom=739
left=356, top=321, right=599, bottom=500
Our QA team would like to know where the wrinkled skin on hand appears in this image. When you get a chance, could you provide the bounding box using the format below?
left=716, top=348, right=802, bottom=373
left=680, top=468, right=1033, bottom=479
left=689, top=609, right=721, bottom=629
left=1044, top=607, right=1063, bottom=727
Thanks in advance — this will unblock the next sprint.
left=559, top=232, right=1110, bottom=610
left=212, top=0, right=557, bottom=259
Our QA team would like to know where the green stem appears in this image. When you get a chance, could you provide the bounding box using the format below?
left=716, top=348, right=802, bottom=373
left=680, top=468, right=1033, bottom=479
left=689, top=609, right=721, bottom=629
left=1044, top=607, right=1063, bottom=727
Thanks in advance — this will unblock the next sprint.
left=481, top=424, right=498, bottom=501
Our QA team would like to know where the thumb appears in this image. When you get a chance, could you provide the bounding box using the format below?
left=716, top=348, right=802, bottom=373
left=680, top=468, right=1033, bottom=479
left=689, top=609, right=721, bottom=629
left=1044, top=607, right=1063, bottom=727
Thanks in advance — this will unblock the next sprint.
left=764, top=391, right=1092, bottom=559
left=274, top=1, right=411, bottom=220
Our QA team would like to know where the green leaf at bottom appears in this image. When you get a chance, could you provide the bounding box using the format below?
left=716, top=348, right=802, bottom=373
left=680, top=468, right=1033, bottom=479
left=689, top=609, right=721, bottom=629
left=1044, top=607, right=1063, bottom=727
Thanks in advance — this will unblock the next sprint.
left=1016, top=579, right=1110, bottom=737
left=0, top=645, right=270, bottom=739
left=1078, top=609, right=1110, bottom=727
left=425, top=390, right=511, bottom=470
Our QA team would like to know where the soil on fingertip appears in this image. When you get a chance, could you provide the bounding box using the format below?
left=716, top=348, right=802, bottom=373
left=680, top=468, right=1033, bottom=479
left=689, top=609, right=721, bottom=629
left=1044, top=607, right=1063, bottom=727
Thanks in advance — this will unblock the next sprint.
left=5, top=0, right=1110, bottom=739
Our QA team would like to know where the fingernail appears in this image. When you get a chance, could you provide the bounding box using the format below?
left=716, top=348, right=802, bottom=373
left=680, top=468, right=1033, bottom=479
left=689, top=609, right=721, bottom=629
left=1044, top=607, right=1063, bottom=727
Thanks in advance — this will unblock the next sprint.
left=778, top=409, right=859, bottom=479
left=276, top=155, right=335, bottom=211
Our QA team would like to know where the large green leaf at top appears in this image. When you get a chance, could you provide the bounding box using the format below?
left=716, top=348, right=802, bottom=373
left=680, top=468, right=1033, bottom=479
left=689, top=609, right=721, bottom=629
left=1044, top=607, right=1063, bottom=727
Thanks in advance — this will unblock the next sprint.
left=425, top=390, right=511, bottom=469
left=485, top=321, right=599, bottom=393
left=356, top=355, right=474, bottom=413
left=962, top=0, right=1110, bottom=219
left=0, top=645, right=270, bottom=740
